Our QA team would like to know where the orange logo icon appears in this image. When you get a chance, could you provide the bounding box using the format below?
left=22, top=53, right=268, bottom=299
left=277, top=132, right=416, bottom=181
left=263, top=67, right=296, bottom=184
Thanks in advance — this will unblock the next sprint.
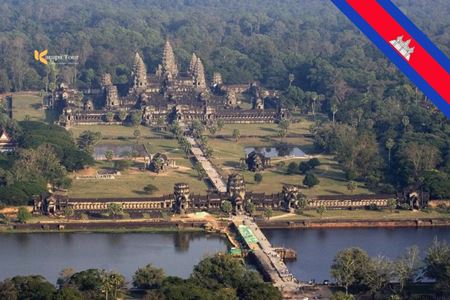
left=34, top=49, right=48, bottom=65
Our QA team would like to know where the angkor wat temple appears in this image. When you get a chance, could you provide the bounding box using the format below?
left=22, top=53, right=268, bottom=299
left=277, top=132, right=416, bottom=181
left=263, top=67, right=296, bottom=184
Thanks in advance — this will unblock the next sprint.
left=54, top=40, right=289, bottom=128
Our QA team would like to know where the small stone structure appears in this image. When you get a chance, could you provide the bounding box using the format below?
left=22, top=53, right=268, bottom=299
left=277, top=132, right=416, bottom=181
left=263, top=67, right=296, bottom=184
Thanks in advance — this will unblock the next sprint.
left=227, top=174, right=246, bottom=214
left=149, top=153, right=171, bottom=174
left=246, top=151, right=271, bottom=172
left=173, top=183, right=190, bottom=214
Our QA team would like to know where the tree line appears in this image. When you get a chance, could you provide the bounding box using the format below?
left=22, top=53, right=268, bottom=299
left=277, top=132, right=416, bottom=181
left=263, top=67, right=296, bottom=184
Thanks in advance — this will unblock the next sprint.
left=0, top=254, right=281, bottom=300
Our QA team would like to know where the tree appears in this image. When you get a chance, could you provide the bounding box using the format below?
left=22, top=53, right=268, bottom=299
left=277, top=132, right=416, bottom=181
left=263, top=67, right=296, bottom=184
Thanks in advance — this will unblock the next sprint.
left=263, top=208, right=273, bottom=220
left=424, top=239, right=450, bottom=296
left=316, top=205, right=326, bottom=218
left=107, top=203, right=123, bottom=218
left=220, top=200, right=233, bottom=216
left=208, top=126, right=217, bottom=136
left=254, top=173, right=263, bottom=184
left=331, top=248, right=370, bottom=294
left=217, top=120, right=225, bottom=132
left=288, top=73, right=295, bottom=87
left=77, top=131, right=102, bottom=153
left=194, top=162, right=206, bottom=180
left=105, top=150, right=114, bottom=162
left=17, top=207, right=31, bottom=223
left=0, top=69, right=11, bottom=93
left=191, top=120, right=205, bottom=138
left=385, top=138, right=395, bottom=169
left=287, top=162, right=298, bottom=175
left=387, top=199, right=397, bottom=212
left=105, top=111, right=114, bottom=123
left=299, top=161, right=311, bottom=174
left=394, top=246, right=422, bottom=296
left=362, top=257, right=393, bottom=299
left=244, top=202, right=255, bottom=216
left=133, top=129, right=141, bottom=143
left=118, top=110, right=127, bottom=123
left=308, top=158, right=321, bottom=169
left=232, top=129, right=240, bottom=142
left=346, top=181, right=357, bottom=194
left=330, top=292, right=355, bottom=300
left=64, top=206, right=74, bottom=219
left=133, top=264, right=165, bottom=289
left=55, top=287, right=83, bottom=300
left=143, top=184, right=159, bottom=195
left=303, top=173, right=320, bottom=188
left=114, top=160, right=131, bottom=171
left=101, top=270, right=125, bottom=300
left=10, top=276, right=56, bottom=300
left=131, top=111, right=143, bottom=127
left=277, top=119, right=290, bottom=140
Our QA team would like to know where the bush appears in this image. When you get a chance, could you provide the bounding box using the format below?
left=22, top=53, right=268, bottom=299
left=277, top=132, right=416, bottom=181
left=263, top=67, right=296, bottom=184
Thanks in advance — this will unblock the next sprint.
left=298, top=161, right=311, bottom=174
left=287, top=162, right=298, bottom=175
left=114, top=160, right=132, bottom=171
left=303, top=173, right=320, bottom=188
left=366, top=204, right=380, bottom=211
left=308, top=158, right=321, bottom=169
left=17, top=207, right=32, bottom=223
left=254, top=173, right=263, bottom=184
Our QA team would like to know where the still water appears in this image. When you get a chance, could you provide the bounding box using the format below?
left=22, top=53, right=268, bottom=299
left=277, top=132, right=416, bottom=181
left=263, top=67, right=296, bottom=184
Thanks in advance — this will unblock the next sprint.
left=0, top=228, right=448, bottom=284
left=263, top=227, right=450, bottom=282
left=244, top=146, right=306, bottom=158
left=0, top=232, right=227, bottom=283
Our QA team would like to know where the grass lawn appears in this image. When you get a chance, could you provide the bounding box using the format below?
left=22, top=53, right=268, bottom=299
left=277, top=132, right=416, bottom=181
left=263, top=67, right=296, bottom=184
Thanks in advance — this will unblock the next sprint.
left=70, top=125, right=170, bottom=140
left=212, top=119, right=314, bottom=137
left=241, top=156, right=372, bottom=196
left=69, top=166, right=209, bottom=198
left=271, top=209, right=450, bottom=221
left=208, top=135, right=370, bottom=196
left=11, top=92, right=48, bottom=121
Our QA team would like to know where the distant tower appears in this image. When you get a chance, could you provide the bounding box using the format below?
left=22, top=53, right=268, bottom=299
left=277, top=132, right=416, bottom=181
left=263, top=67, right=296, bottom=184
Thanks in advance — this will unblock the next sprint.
left=162, top=40, right=179, bottom=78
left=189, top=53, right=198, bottom=76
left=193, top=58, right=207, bottom=91
left=130, top=52, right=148, bottom=94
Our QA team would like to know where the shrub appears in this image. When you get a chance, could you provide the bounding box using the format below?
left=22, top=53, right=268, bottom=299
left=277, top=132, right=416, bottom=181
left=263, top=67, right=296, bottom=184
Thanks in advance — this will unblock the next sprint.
left=298, top=161, right=310, bottom=174
left=303, top=173, right=320, bottom=188
left=287, top=162, right=298, bottom=175
left=254, top=173, right=263, bottom=184
left=17, top=207, right=32, bottom=223
left=308, top=158, right=321, bottom=169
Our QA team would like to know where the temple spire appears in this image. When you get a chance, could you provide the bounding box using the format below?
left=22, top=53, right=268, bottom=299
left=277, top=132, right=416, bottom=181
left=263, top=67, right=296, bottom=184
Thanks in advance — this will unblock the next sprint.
left=189, top=53, right=198, bottom=76
left=130, top=51, right=147, bottom=94
left=162, top=40, right=178, bottom=78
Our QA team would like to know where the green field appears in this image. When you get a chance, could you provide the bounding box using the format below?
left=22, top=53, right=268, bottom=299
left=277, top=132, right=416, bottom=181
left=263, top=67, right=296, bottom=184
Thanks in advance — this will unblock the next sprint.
left=211, top=119, right=314, bottom=137
left=11, top=92, right=47, bottom=121
left=69, top=166, right=209, bottom=198
left=70, top=125, right=170, bottom=140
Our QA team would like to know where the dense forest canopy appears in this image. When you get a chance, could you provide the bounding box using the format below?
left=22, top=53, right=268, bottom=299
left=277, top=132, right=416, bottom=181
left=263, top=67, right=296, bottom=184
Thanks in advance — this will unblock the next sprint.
left=0, top=0, right=449, bottom=198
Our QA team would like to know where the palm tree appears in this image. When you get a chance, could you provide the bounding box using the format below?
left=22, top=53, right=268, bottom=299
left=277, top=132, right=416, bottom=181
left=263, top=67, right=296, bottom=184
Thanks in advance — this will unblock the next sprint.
left=385, top=138, right=395, bottom=169
left=288, top=73, right=295, bottom=88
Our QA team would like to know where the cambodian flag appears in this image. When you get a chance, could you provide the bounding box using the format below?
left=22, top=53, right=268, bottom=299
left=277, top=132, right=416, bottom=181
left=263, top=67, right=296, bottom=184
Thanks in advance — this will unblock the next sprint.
left=332, top=0, right=450, bottom=118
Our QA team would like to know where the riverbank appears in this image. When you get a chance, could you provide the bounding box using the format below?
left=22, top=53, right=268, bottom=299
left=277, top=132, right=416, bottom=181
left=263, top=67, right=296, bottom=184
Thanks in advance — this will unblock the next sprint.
left=2, top=214, right=450, bottom=233
left=258, top=217, right=450, bottom=229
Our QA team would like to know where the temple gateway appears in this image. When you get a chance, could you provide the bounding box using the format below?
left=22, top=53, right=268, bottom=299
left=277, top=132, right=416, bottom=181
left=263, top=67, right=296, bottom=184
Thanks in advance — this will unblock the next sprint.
left=54, top=40, right=289, bottom=128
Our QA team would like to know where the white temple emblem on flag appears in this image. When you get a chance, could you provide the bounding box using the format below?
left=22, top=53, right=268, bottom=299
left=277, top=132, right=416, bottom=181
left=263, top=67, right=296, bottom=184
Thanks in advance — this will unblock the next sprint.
left=390, top=35, right=415, bottom=61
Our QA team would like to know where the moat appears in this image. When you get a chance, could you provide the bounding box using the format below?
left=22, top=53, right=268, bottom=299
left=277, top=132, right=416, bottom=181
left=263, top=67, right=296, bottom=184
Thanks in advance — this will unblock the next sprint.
left=1, top=227, right=448, bottom=284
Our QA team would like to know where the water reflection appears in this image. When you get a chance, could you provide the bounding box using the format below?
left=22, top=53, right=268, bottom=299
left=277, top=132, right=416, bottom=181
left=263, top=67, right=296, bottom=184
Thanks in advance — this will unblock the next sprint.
left=245, top=145, right=306, bottom=158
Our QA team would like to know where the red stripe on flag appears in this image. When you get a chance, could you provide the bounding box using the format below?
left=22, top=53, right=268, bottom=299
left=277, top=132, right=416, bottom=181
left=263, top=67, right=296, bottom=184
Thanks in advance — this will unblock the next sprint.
left=346, top=0, right=450, bottom=104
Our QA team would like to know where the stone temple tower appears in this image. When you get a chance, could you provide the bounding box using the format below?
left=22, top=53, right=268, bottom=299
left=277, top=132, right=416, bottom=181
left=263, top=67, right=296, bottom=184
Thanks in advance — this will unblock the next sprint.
left=162, top=40, right=178, bottom=78
left=130, top=52, right=147, bottom=94
left=173, top=183, right=190, bottom=214
left=193, top=58, right=207, bottom=91
left=189, top=53, right=198, bottom=76
left=227, top=174, right=246, bottom=214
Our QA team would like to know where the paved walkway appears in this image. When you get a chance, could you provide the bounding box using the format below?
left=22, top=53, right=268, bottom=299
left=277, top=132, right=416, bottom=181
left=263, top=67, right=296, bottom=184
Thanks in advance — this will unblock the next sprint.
left=186, top=137, right=227, bottom=193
